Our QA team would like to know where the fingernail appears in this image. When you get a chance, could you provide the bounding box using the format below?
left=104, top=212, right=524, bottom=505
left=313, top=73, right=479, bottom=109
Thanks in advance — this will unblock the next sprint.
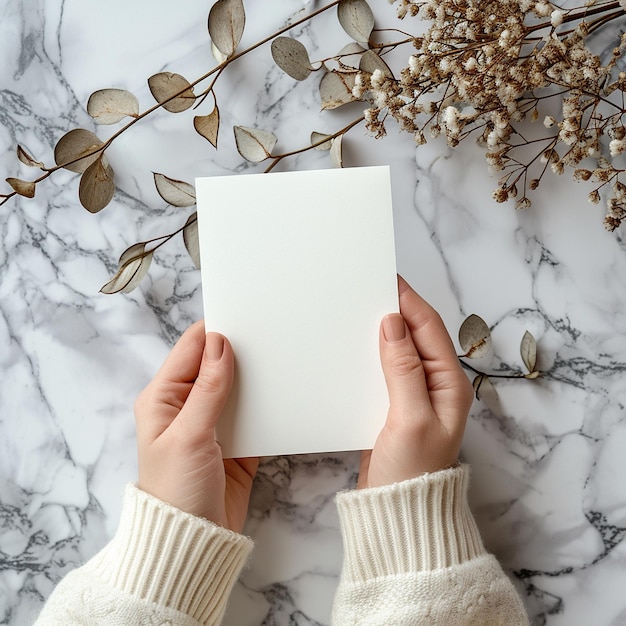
left=205, top=333, right=225, bottom=362
left=382, top=314, right=406, bottom=342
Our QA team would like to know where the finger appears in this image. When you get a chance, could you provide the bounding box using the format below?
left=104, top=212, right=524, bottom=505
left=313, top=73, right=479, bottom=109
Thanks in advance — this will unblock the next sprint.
left=379, top=313, right=434, bottom=423
left=135, top=321, right=207, bottom=441
left=397, top=276, right=472, bottom=428
left=151, top=321, right=207, bottom=389
left=173, top=332, right=234, bottom=441
left=397, top=276, right=460, bottom=369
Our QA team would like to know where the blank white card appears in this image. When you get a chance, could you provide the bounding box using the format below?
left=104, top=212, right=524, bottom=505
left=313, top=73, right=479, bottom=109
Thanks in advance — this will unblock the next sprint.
left=196, top=166, right=398, bottom=458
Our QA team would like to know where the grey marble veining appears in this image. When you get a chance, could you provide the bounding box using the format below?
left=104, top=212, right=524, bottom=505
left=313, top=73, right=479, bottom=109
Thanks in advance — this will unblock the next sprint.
left=1, top=1, right=626, bottom=625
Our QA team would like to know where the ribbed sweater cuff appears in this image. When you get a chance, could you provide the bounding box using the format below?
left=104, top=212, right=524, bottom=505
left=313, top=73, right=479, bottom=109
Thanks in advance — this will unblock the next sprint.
left=335, top=464, right=486, bottom=583
left=83, top=484, right=253, bottom=624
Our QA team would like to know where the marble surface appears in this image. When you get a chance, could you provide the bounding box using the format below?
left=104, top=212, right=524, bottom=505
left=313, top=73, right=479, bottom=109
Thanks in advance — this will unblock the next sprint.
left=1, top=1, right=626, bottom=624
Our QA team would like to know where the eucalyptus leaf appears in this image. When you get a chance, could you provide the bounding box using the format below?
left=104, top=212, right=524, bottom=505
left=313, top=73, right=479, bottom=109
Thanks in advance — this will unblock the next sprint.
left=458, top=314, right=492, bottom=358
left=183, top=212, right=201, bottom=269
left=79, top=156, right=115, bottom=213
left=194, top=108, right=220, bottom=148
left=6, top=177, right=35, bottom=198
left=520, top=330, right=538, bottom=373
left=471, top=374, right=502, bottom=413
left=334, top=42, right=366, bottom=70
left=148, top=72, right=195, bottom=113
left=153, top=172, right=196, bottom=207
left=54, top=128, right=103, bottom=174
left=100, top=242, right=153, bottom=294
left=211, top=41, right=228, bottom=64
left=359, top=49, right=394, bottom=78
left=311, top=131, right=332, bottom=151
left=87, top=88, right=139, bottom=124
left=337, top=0, right=374, bottom=45
left=330, top=136, right=344, bottom=167
left=208, top=0, right=245, bottom=59
left=233, top=126, right=277, bottom=162
left=319, top=70, right=358, bottom=110
left=17, top=145, right=44, bottom=169
left=271, top=37, right=313, bottom=81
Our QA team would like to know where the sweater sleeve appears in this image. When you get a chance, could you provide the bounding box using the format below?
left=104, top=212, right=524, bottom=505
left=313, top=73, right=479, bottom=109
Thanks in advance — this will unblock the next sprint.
left=331, top=465, right=529, bottom=625
left=34, top=484, right=253, bottom=626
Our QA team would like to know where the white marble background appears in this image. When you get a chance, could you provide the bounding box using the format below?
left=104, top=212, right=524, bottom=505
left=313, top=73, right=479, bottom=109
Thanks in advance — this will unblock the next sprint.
left=1, top=1, right=625, bottom=624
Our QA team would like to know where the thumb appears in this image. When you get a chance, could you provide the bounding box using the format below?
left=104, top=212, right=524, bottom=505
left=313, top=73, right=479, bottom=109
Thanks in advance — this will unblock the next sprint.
left=379, top=314, right=431, bottom=423
left=175, top=332, right=234, bottom=439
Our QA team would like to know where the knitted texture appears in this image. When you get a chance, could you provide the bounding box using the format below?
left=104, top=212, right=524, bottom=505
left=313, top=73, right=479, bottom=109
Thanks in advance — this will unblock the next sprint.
left=34, top=484, right=253, bottom=626
left=331, top=465, right=529, bottom=625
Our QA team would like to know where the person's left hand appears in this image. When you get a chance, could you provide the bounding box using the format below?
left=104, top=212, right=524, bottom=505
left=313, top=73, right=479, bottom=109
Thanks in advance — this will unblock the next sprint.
left=134, top=321, right=258, bottom=534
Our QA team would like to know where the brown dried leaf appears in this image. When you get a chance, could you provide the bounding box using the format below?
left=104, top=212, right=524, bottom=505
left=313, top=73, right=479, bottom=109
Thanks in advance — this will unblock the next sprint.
left=183, top=212, right=200, bottom=269
left=148, top=73, right=195, bottom=113
left=311, top=131, right=332, bottom=151
left=233, top=126, right=277, bottom=162
left=271, top=37, right=313, bottom=81
left=153, top=173, right=196, bottom=207
left=319, top=70, right=358, bottom=110
left=100, top=242, right=153, bottom=294
left=520, top=330, right=537, bottom=373
left=17, top=145, right=44, bottom=168
left=459, top=314, right=492, bottom=358
left=337, top=0, right=374, bottom=45
left=78, top=156, right=115, bottom=213
left=211, top=41, right=228, bottom=64
left=359, top=49, right=394, bottom=78
left=330, top=136, right=343, bottom=168
left=472, top=375, right=502, bottom=413
left=54, top=129, right=103, bottom=174
left=208, top=0, right=245, bottom=59
left=333, top=42, right=366, bottom=70
left=6, top=177, right=35, bottom=198
left=194, top=108, right=220, bottom=148
left=87, top=88, right=139, bottom=124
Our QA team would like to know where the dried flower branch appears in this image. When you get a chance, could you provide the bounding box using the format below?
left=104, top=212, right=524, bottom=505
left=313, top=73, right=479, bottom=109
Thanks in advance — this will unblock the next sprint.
left=457, top=314, right=541, bottom=399
left=3, top=0, right=626, bottom=295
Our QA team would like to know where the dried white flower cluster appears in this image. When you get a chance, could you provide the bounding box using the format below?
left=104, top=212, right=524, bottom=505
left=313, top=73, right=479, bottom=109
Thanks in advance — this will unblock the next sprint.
left=360, top=0, right=626, bottom=230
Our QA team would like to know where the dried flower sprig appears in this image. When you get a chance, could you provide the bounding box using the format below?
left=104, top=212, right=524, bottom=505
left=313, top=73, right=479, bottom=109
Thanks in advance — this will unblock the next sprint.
left=457, top=314, right=541, bottom=399
left=3, top=0, right=626, bottom=294
left=358, top=0, right=626, bottom=230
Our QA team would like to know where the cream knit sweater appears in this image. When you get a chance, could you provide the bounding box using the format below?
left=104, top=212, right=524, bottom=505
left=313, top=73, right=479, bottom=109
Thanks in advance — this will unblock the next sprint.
left=35, top=465, right=529, bottom=625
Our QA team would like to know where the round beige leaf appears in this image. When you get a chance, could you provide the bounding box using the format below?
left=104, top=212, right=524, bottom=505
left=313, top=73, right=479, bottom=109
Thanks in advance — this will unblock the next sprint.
left=87, top=88, right=139, bottom=125
left=100, top=243, right=153, bottom=294
left=211, top=41, right=228, bottom=64
left=311, top=131, right=332, bottom=151
left=359, top=50, right=394, bottom=78
left=183, top=212, right=201, bottom=269
left=520, top=330, right=537, bottom=373
left=330, top=136, right=344, bottom=168
left=148, top=72, right=195, bottom=113
left=54, top=128, right=103, bottom=174
left=17, top=145, right=44, bottom=168
left=458, top=314, right=492, bottom=359
left=153, top=173, right=196, bottom=207
left=208, top=0, right=245, bottom=59
left=233, top=126, right=277, bottom=162
left=6, top=177, right=35, bottom=198
left=78, top=156, right=115, bottom=213
left=194, top=108, right=220, bottom=148
left=337, top=0, right=374, bottom=45
left=319, top=71, right=358, bottom=110
left=271, top=37, right=313, bottom=81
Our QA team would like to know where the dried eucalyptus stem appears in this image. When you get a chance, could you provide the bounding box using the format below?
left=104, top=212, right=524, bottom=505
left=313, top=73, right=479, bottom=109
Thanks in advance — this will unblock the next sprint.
left=4, top=0, right=626, bottom=297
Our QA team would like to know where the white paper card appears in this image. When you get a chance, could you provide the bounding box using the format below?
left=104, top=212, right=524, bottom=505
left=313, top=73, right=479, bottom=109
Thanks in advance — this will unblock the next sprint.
left=196, top=166, right=398, bottom=458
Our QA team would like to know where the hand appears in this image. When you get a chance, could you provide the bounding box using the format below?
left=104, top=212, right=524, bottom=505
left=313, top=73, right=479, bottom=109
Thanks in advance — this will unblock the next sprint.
left=358, top=276, right=474, bottom=489
left=134, top=321, right=259, bottom=533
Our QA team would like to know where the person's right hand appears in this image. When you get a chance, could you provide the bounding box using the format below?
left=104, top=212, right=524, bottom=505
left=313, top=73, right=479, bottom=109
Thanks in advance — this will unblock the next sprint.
left=358, top=276, right=474, bottom=489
